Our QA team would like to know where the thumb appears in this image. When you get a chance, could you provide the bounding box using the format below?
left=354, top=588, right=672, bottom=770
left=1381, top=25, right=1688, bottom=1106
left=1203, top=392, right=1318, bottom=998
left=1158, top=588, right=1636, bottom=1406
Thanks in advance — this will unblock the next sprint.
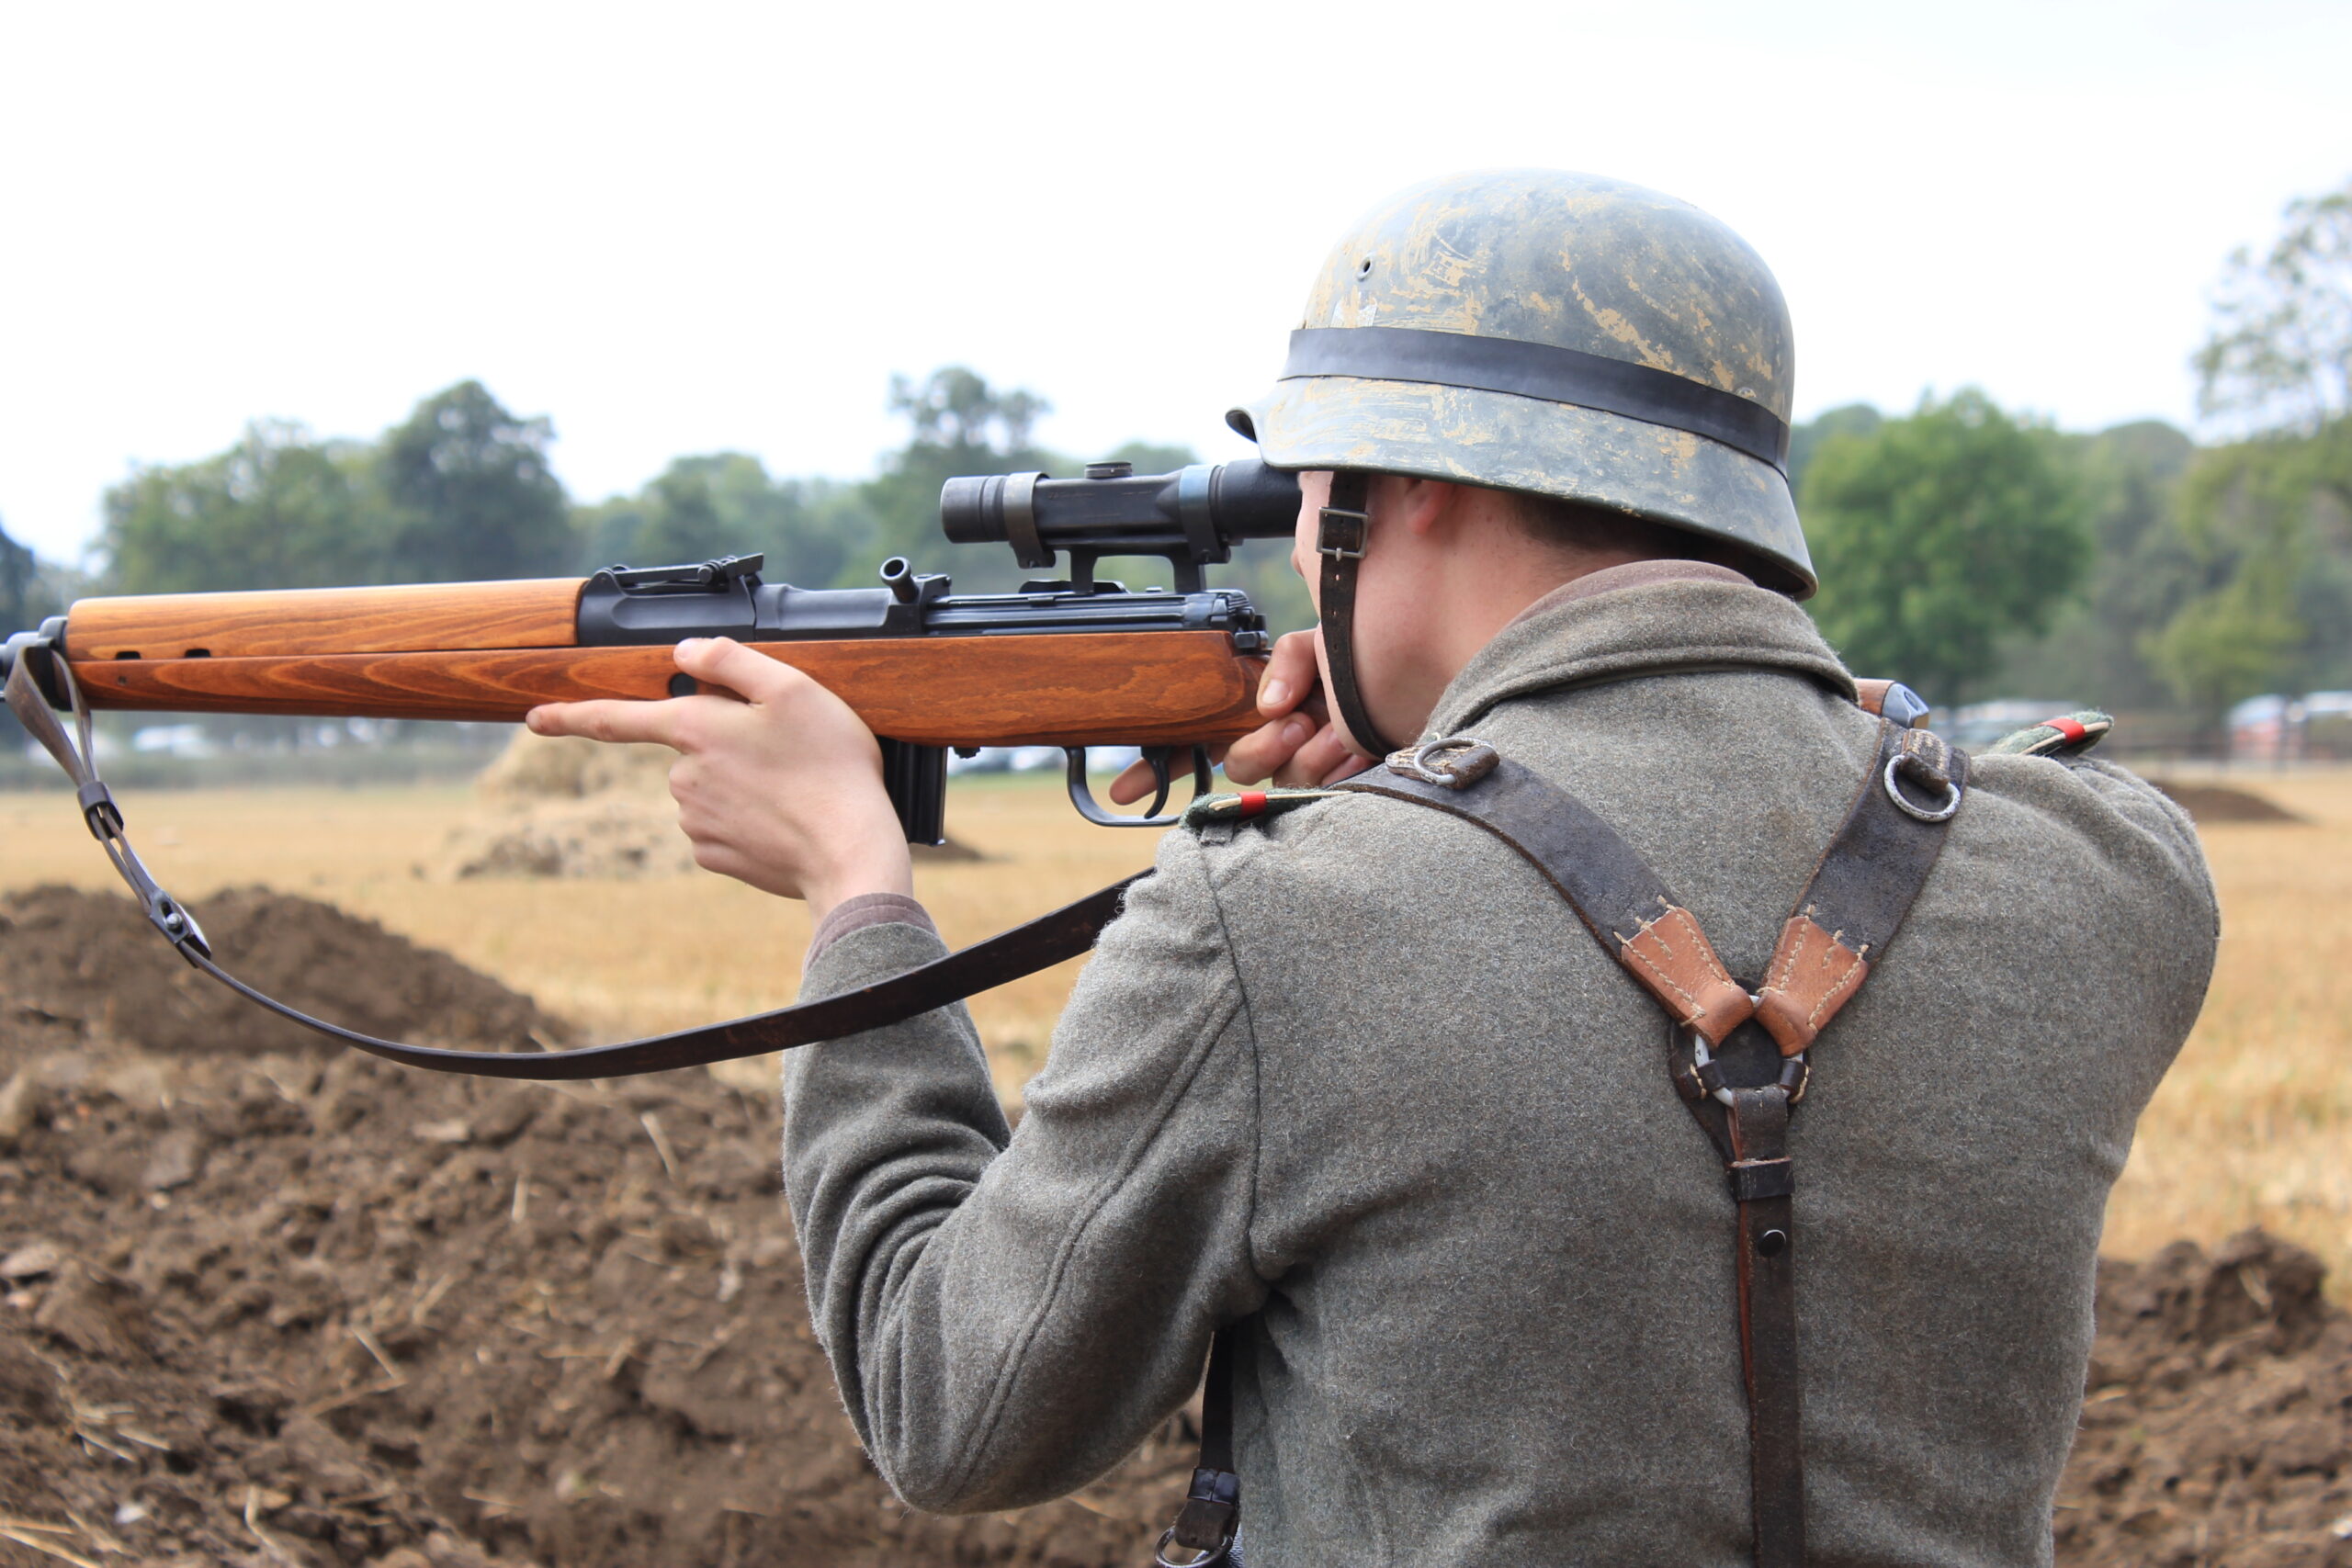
left=1255, top=630, right=1323, bottom=717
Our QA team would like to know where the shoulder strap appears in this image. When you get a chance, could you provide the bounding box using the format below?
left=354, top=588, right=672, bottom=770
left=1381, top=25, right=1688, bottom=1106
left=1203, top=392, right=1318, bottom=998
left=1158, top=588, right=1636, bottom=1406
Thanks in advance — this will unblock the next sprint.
left=1330, top=725, right=1964, bottom=1568
left=1337, top=739, right=1758, bottom=1045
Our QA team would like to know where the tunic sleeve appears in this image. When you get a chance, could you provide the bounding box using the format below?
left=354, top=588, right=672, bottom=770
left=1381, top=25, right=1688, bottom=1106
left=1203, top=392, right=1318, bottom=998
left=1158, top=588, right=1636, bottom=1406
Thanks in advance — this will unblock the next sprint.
left=782, top=828, right=1263, bottom=1512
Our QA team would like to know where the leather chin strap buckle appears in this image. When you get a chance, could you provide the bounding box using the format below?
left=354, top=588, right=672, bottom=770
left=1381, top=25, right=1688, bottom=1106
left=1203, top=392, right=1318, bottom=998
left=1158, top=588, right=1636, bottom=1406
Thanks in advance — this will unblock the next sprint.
left=1316, top=503, right=1367, bottom=558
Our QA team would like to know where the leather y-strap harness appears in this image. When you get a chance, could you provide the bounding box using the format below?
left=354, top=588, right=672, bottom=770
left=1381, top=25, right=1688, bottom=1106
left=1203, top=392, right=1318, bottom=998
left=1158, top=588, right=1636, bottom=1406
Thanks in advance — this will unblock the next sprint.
left=1310, top=722, right=1967, bottom=1567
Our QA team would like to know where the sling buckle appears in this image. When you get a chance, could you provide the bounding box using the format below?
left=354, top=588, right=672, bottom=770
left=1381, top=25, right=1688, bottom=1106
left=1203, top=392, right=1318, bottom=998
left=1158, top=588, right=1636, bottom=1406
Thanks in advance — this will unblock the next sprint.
left=1156, top=1465, right=1239, bottom=1566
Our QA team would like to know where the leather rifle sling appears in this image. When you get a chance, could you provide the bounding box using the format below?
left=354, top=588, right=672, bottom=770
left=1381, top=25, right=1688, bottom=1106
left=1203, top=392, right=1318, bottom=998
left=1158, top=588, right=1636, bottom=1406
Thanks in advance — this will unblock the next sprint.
left=4, top=641, right=1140, bottom=1080
left=1333, top=722, right=1964, bottom=1567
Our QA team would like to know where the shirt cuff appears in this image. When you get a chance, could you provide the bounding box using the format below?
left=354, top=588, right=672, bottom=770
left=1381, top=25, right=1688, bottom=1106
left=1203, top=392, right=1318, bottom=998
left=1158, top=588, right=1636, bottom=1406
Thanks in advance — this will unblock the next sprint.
left=806, top=892, right=939, bottom=964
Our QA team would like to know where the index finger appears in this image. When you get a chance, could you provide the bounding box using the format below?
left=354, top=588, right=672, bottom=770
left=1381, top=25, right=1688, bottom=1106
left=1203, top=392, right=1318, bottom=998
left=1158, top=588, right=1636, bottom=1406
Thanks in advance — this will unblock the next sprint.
left=526, top=697, right=690, bottom=749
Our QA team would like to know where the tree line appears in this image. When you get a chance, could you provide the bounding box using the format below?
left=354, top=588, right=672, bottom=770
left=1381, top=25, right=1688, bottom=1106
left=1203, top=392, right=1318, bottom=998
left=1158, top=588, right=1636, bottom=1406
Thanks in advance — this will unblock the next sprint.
left=4, top=175, right=2344, bottom=734
left=15, top=366, right=1306, bottom=631
left=1788, top=175, right=2348, bottom=728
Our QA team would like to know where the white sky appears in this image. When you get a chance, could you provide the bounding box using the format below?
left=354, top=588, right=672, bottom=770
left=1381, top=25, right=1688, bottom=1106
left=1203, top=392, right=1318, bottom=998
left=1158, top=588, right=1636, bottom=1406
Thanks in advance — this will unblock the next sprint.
left=0, top=0, right=2346, bottom=565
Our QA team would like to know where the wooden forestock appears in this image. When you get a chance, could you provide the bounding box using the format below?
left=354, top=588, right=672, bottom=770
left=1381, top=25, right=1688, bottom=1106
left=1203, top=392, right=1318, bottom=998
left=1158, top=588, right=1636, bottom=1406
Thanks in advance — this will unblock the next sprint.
left=61, top=582, right=1267, bottom=750
left=68, top=580, right=587, bottom=659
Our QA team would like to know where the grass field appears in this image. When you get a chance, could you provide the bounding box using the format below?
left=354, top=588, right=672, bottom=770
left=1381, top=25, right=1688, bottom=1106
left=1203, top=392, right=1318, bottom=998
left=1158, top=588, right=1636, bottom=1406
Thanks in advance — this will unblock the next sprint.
left=2, top=763, right=2346, bottom=1293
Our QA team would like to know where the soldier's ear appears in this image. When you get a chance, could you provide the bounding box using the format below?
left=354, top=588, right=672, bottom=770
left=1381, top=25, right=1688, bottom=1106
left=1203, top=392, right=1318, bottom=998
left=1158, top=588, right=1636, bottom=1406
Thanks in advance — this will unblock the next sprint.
left=1385, top=476, right=1462, bottom=541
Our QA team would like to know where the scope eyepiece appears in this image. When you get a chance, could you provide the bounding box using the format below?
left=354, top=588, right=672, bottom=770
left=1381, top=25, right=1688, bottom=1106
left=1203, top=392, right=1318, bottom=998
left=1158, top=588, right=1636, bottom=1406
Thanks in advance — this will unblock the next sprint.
left=939, top=458, right=1300, bottom=592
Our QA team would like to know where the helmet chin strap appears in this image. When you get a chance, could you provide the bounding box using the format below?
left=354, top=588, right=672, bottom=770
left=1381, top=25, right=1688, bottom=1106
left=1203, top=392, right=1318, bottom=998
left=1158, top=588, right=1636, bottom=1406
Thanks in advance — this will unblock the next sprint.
left=1315, top=470, right=1400, bottom=760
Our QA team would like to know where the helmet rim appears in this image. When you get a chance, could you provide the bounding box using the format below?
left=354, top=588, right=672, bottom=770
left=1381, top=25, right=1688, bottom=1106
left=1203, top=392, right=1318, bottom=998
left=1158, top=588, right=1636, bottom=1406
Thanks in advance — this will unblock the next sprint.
left=1229, top=373, right=1816, bottom=599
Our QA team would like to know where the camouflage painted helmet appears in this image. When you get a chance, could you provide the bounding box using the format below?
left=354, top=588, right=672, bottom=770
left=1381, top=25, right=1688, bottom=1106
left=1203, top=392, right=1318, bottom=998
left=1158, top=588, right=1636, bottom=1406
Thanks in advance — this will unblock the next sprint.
left=1228, top=168, right=1813, bottom=596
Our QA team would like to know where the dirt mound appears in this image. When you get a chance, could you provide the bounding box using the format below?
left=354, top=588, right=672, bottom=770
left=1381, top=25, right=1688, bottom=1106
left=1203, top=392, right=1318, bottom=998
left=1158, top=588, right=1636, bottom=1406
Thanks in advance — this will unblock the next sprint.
left=0, top=886, right=565, bottom=1056
left=2056, top=1231, right=2352, bottom=1565
left=0, top=918, right=1193, bottom=1566
left=2151, top=780, right=2308, bottom=824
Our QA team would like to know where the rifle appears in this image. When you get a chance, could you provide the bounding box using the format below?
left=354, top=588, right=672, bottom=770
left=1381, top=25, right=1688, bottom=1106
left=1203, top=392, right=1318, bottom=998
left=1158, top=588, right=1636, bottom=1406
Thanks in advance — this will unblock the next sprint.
left=0, top=458, right=1302, bottom=1078
left=3, top=457, right=1301, bottom=840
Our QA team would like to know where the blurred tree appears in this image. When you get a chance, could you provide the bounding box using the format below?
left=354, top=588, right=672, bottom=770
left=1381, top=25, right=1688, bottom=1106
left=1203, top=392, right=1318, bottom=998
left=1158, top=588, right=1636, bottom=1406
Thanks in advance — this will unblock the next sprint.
left=2144, top=572, right=2306, bottom=723
left=633, top=461, right=730, bottom=564
left=2194, top=178, right=2350, bottom=436
left=574, top=455, right=865, bottom=589
left=0, top=519, right=60, bottom=632
left=2139, top=177, right=2352, bottom=724
left=99, top=421, right=387, bottom=592
left=2148, top=431, right=2352, bottom=720
left=379, top=381, right=572, bottom=581
left=1784, top=402, right=1882, bottom=500
left=1983, top=420, right=2200, bottom=711
left=1800, top=389, right=2089, bottom=705
left=848, top=367, right=1062, bottom=592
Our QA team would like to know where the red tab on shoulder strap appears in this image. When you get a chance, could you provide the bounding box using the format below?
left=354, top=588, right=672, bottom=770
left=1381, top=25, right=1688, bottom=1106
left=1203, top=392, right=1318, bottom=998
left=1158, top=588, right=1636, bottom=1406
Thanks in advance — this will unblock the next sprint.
left=2041, top=716, right=2088, bottom=743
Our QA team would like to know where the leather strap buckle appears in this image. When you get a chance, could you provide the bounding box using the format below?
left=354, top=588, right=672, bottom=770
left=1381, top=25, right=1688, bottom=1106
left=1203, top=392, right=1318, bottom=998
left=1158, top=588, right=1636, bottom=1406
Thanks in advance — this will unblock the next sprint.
left=1156, top=1466, right=1239, bottom=1566
left=1316, top=504, right=1368, bottom=559
left=76, top=778, right=124, bottom=840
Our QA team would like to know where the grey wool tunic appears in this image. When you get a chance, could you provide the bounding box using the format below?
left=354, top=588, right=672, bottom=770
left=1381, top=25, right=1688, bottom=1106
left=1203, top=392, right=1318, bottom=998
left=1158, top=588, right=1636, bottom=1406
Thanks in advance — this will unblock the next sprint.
left=781, top=565, right=2219, bottom=1567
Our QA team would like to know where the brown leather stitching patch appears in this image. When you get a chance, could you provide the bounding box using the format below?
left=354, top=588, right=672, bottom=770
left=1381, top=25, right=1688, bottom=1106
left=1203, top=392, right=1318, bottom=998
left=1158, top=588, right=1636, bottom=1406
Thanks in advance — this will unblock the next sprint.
left=1617, top=904, right=1754, bottom=1045
left=1755, top=913, right=1871, bottom=1055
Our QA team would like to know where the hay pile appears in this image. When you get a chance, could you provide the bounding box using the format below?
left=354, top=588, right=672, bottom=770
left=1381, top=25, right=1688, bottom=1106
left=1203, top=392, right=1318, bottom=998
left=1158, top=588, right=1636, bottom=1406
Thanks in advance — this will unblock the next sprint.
left=443, top=735, right=693, bottom=882
left=445, top=732, right=980, bottom=880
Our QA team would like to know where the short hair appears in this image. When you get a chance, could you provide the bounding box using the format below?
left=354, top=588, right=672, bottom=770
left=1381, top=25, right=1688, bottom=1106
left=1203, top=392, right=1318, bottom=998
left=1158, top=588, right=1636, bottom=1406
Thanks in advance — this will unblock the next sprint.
left=1506, top=490, right=1724, bottom=564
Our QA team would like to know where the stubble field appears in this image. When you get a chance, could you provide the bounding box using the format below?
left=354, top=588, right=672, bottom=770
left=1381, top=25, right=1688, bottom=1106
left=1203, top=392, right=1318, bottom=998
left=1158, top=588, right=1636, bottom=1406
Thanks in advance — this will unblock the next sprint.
left=0, top=762, right=2346, bottom=1291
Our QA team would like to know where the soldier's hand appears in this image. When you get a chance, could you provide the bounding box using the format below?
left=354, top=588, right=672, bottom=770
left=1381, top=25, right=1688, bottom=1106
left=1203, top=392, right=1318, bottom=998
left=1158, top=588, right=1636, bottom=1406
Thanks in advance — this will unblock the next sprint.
left=1106, top=630, right=1370, bottom=806
left=525, top=637, right=912, bottom=917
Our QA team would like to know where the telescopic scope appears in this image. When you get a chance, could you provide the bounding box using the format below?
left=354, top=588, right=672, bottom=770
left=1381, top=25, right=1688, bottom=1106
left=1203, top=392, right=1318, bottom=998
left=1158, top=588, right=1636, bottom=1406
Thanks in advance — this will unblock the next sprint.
left=939, top=458, right=1301, bottom=592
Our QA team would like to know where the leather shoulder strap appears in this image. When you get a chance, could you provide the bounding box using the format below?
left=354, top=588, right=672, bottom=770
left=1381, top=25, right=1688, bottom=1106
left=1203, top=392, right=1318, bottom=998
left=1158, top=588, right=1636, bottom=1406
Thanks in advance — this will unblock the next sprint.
left=1752, top=727, right=1968, bottom=1055
left=1337, top=742, right=1757, bottom=1046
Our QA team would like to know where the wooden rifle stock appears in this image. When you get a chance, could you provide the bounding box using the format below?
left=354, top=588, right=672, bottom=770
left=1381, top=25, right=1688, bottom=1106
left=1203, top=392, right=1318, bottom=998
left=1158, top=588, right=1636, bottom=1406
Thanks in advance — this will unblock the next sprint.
left=57, top=579, right=1270, bottom=750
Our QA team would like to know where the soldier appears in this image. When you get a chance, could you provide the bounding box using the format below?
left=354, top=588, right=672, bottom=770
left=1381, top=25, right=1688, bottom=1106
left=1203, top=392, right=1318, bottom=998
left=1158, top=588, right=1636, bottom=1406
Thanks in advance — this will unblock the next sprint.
left=529, top=170, right=2218, bottom=1565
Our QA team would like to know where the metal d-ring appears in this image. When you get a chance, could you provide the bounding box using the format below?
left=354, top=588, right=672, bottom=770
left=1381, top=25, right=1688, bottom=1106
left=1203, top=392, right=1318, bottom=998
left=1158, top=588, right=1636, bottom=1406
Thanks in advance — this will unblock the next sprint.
left=1154, top=1528, right=1233, bottom=1568
left=1065, top=744, right=1214, bottom=828
left=1383, top=735, right=1500, bottom=789
left=1883, top=754, right=1962, bottom=822
left=1686, top=1017, right=1810, bottom=1107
